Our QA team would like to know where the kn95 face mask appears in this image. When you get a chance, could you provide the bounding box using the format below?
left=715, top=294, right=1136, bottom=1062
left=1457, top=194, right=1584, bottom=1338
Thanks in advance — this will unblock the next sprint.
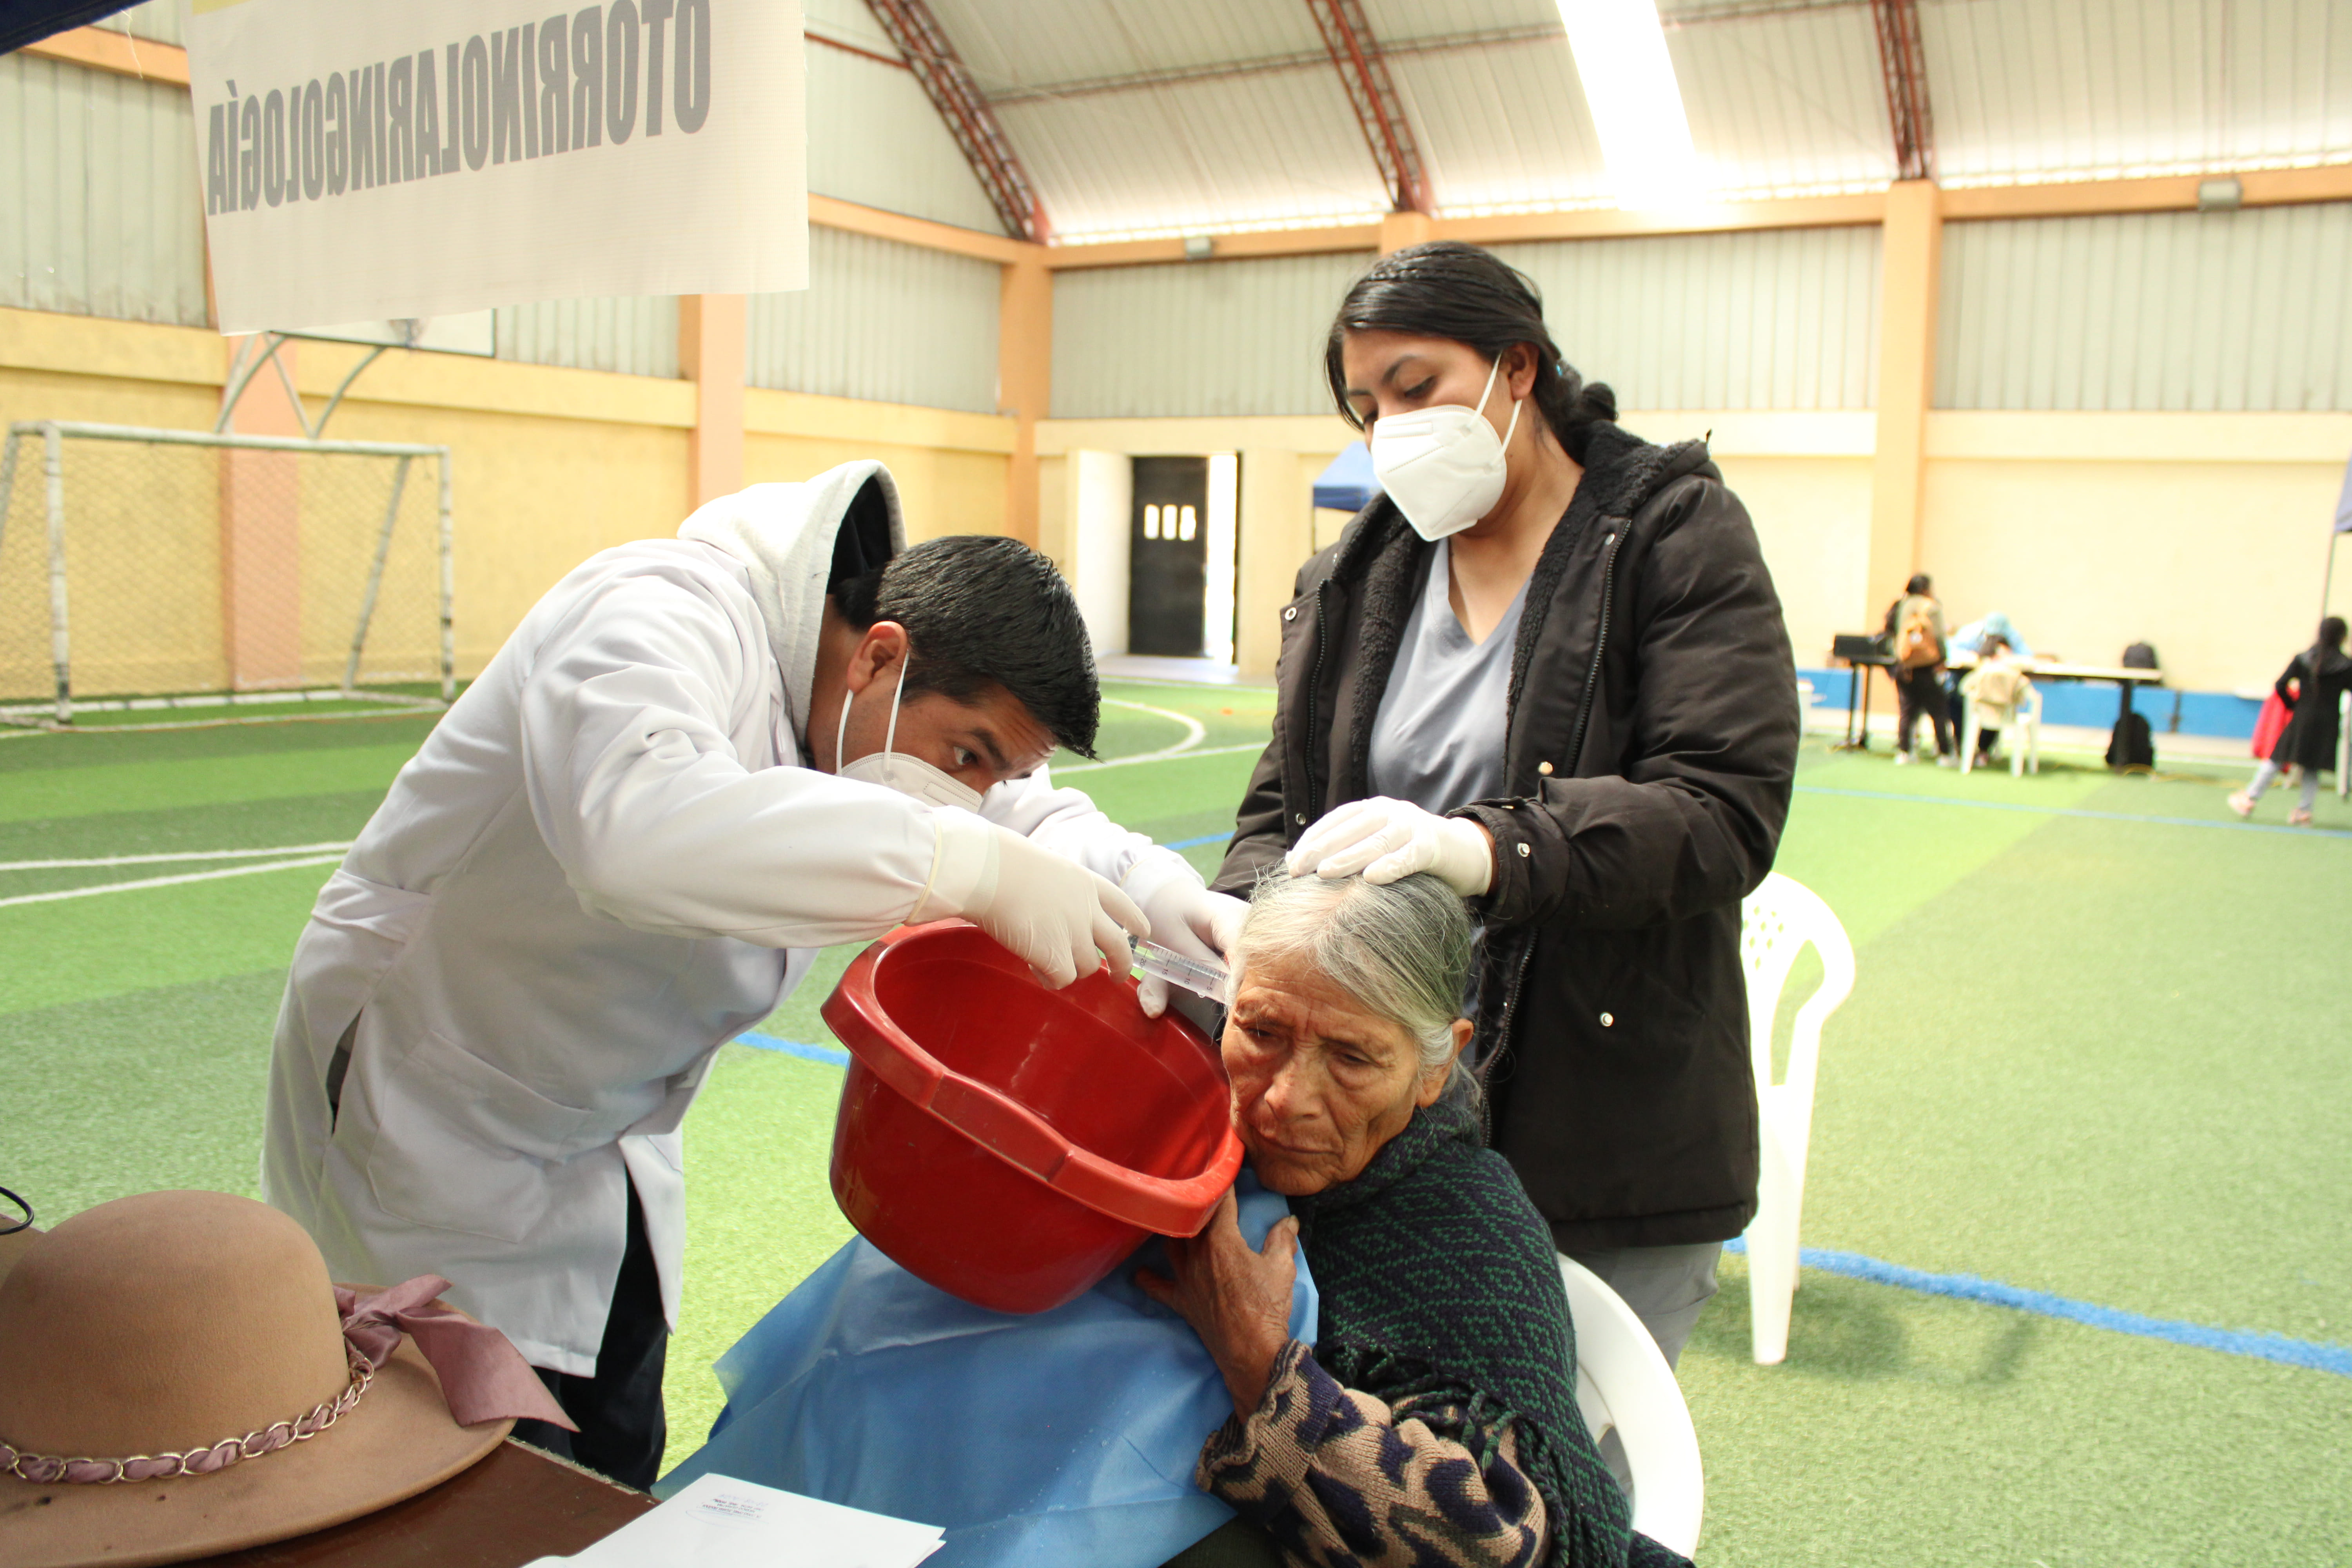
left=835, top=652, right=985, bottom=813
left=1367, top=354, right=1524, bottom=542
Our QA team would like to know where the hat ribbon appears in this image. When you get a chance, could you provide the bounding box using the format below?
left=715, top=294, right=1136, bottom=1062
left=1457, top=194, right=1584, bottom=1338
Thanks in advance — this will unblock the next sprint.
left=0, top=1275, right=573, bottom=1486
left=333, top=1275, right=575, bottom=1432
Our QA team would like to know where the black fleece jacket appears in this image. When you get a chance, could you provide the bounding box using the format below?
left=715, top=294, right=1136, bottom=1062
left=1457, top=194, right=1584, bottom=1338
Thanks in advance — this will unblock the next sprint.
left=1214, top=424, right=1800, bottom=1250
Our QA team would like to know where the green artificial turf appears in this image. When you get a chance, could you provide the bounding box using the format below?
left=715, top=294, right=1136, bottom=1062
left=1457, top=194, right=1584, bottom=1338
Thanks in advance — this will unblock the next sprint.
left=4, top=688, right=2347, bottom=1565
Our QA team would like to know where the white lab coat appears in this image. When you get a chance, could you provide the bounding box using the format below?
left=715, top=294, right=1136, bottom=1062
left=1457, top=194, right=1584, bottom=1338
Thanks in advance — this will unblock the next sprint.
left=261, top=464, right=1197, bottom=1374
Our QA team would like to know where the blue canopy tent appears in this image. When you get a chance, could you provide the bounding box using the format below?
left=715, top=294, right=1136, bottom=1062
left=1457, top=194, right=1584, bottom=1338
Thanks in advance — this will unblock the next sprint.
left=1313, top=442, right=1378, bottom=514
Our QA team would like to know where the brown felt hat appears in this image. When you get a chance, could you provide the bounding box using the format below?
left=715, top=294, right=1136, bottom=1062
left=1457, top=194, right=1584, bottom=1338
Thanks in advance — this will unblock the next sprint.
left=0, top=1192, right=513, bottom=1568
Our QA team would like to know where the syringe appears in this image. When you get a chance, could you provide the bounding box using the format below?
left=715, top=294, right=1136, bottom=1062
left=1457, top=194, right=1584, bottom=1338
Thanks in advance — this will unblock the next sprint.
left=1130, top=938, right=1228, bottom=1000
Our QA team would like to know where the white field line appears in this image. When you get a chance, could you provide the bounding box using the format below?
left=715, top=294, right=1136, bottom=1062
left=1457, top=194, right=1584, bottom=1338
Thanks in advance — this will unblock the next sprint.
left=1056, top=698, right=1227, bottom=773
left=0, top=855, right=345, bottom=909
left=0, top=710, right=1259, bottom=905
left=0, top=706, right=439, bottom=737
left=0, top=842, right=352, bottom=871
left=1057, top=740, right=1263, bottom=775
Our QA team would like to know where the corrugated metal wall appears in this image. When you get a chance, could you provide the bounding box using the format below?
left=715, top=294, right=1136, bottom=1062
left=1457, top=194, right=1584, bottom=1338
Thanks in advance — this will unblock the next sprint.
left=1051, top=228, right=1880, bottom=419
left=0, top=51, right=207, bottom=327
left=1050, top=252, right=1371, bottom=419
left=493, top=298, right=682, bottom=379
left=1493, top=227, right=1882, bottom=410
left=803, top=0, right=1005, bottom=234
left=94, top=2, right=181, bottom=45
left=1938, top=203, right=2352, bottom=411
left=748, top=226, right=1002, bottom=412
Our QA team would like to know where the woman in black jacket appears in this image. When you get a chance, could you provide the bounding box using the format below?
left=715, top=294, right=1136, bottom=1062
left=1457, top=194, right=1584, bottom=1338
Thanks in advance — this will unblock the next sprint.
left=2229, top=616, right=2350, bottom=826
left=1212, top=243, right=1799, bottom=1367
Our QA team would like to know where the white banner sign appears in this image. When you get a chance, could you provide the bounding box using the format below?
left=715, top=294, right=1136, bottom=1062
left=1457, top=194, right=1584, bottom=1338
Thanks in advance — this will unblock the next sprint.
left=184, top=0, right=806, bottom=333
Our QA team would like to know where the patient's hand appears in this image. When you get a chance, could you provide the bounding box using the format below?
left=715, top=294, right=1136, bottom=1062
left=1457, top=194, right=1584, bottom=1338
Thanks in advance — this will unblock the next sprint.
left=1136, top=1190, right=1298, bottom=1418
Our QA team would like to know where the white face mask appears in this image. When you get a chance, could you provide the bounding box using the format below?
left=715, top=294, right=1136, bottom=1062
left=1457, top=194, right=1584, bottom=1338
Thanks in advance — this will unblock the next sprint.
left=834, top=654, right=985, bottom=813
left=1367, top=355, right=1524, bottom=542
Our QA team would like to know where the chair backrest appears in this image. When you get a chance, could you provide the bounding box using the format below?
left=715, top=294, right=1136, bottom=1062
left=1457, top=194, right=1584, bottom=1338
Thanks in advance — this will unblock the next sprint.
left=1558, top=1254, right=1704, bottom=1557
left=1737, top=873, right=1858, bottom=1123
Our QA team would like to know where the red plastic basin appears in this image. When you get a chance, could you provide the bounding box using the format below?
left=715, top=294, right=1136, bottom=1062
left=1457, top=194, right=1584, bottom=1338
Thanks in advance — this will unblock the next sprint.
left=820, top=920, right=1243, bottom=1314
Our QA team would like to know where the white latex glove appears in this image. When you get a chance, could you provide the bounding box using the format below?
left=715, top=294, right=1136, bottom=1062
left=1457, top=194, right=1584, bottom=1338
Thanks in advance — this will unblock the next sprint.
left=931, top=817, right=1148, bottom=988
left=1126, top=856, right=1248, bottom=1020
left=1285, top=796, right=1494, bottom=897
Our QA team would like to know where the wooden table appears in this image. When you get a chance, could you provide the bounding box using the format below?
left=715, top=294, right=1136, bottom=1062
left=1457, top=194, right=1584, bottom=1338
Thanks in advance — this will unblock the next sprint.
left=186, top=1441, right=655, bottom=1566
left=1946, top=655, right=2166, bottom=730
left=1827, top=647, right=1895, bottom=750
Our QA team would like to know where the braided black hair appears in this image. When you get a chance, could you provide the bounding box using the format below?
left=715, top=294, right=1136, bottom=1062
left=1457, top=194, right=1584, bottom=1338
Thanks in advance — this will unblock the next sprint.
left=1323, top=241, right=1617, bottom=464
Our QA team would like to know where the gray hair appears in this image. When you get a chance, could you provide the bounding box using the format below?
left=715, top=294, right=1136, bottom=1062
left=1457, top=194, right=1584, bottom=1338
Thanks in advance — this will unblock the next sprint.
left=1230, top=870, right=1477, bottom=1087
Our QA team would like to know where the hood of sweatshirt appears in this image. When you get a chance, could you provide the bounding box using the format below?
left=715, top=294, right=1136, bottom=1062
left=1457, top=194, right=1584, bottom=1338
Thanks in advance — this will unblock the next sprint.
left=675, top=461, right=905, bottom=742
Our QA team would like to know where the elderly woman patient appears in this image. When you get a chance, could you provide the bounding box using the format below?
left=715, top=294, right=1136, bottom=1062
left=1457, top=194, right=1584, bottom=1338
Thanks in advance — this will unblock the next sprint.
left=1154, top=871, right=1685, bottom=1568
left=659, top=871, right=1681, bottom=1568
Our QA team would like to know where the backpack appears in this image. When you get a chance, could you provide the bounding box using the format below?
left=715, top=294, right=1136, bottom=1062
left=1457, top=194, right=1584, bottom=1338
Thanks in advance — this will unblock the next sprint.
left=1896, top=604, right=1942, bottom=669
left=2106, top=711, right=2154, bottom=771
left=2122, top=642, right=2158, bottom=670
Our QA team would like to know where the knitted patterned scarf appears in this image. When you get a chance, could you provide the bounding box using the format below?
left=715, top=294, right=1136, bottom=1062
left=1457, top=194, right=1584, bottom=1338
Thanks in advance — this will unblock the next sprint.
left=1287, top=1095, right=1691, bottom=1568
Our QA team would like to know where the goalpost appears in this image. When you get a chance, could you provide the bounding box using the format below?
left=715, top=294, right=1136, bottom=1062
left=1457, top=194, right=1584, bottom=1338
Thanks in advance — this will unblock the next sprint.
left=0, top=421, right=453, bottom=726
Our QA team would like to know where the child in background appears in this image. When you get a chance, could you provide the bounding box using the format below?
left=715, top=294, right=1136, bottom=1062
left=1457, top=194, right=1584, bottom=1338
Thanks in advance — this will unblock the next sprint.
left=2230, top=616, right=2350, bottom=826
left=1959, top=634, right=2031, bottom=768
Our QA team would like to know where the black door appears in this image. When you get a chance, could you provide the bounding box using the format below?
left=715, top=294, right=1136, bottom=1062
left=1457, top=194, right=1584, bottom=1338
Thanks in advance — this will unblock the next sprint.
left=1128, top=456, right=1209, bottom=657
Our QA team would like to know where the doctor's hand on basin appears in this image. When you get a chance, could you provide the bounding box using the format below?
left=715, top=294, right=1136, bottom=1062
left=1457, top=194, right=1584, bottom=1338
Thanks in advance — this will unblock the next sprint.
left=934, top=817, right=1149, bottom=989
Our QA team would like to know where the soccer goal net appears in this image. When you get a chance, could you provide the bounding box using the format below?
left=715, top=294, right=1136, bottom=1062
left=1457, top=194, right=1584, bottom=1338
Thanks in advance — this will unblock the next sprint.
left=0, top=422, right=452, bottom=726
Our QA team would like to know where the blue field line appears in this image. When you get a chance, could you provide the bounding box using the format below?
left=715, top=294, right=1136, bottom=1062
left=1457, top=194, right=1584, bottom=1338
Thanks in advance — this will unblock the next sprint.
left=1724, top=1236, right=2352, bottom=1377
left=736, top=1031, right=850, bottom=1067
left=1792, top=783, right=2352, bottom=840
left=1163, top=833, right=1227, bottom=851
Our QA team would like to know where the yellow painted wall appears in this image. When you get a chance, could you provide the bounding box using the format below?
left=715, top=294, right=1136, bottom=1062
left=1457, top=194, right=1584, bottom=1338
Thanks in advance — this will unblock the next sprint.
left=1919, top=457, right=2344, bottom=693
left=1710, top=455, right=1877, bottom=669
left=14, top=308, right=2346, bottom=704
left=1919, top=412, right=2352, bottom=693
left=743, top=436, right=1009, bottom=545
left=1040, top=407, right=2352, bottom=699
left=744, top=389, right=1014, bottom=546
left=320, top=401, right=692, bottom=677
left=0, top=311, right=1022, bottom=693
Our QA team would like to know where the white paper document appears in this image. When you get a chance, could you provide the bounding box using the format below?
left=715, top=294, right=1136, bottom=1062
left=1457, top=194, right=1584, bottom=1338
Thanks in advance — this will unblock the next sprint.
left=521, top=1473, right=943, bottom=1568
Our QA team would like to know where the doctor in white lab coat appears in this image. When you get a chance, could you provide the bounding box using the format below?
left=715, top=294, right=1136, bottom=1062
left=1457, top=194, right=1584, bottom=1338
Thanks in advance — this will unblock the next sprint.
left=261, top=462, right=1242, bottom=1485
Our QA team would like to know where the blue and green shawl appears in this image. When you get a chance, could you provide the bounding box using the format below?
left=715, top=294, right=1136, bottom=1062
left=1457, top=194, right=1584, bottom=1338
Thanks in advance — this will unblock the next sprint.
left=1287, top=1093, right=1691, bottom=1568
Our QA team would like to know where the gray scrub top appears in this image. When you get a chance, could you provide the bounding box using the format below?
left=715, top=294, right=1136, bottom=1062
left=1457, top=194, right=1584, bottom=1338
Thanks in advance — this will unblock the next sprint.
left=1367, top=540, right=1526, bottom=813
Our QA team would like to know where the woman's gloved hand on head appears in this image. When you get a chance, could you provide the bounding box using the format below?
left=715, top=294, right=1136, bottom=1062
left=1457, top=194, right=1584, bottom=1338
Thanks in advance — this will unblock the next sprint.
left=927, top=816, right=1147, bottom=988
left=1285, top=796, right=1495, bottom=897
left=1123, top=856, right=1247, bottom=1020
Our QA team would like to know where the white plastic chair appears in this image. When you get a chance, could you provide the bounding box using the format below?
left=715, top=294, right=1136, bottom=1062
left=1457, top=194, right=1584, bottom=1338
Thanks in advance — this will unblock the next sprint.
left=1960, top=682, right=2041, bottom=775
left=1557, top=1254, right=1704, bottom=1557
left=1737, top=873, right=1857, bottom=1365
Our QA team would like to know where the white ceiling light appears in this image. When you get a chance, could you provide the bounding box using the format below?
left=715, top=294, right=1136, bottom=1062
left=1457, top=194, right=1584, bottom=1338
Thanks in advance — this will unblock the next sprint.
left=1555, top=0, right=1706, bottom=209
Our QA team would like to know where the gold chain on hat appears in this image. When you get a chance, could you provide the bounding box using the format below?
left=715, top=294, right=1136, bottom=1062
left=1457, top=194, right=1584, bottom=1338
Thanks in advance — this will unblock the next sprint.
left=1, top=1347, right=374, bottom=1486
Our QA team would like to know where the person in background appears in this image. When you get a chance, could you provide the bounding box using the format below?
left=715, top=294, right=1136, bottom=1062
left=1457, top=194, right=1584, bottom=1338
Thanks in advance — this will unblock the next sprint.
left=1944, top=611, right=2040, bottom=739
left=1216, top=241, right=1799, bottom=1369
left=1886, top=573, right=1954, bottom=766
left=2229, top=616, right=2351, bottom=826
left=1948, top=610, right=2033, bottom=660
left=1958, top=633, right=2031, bottom=768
